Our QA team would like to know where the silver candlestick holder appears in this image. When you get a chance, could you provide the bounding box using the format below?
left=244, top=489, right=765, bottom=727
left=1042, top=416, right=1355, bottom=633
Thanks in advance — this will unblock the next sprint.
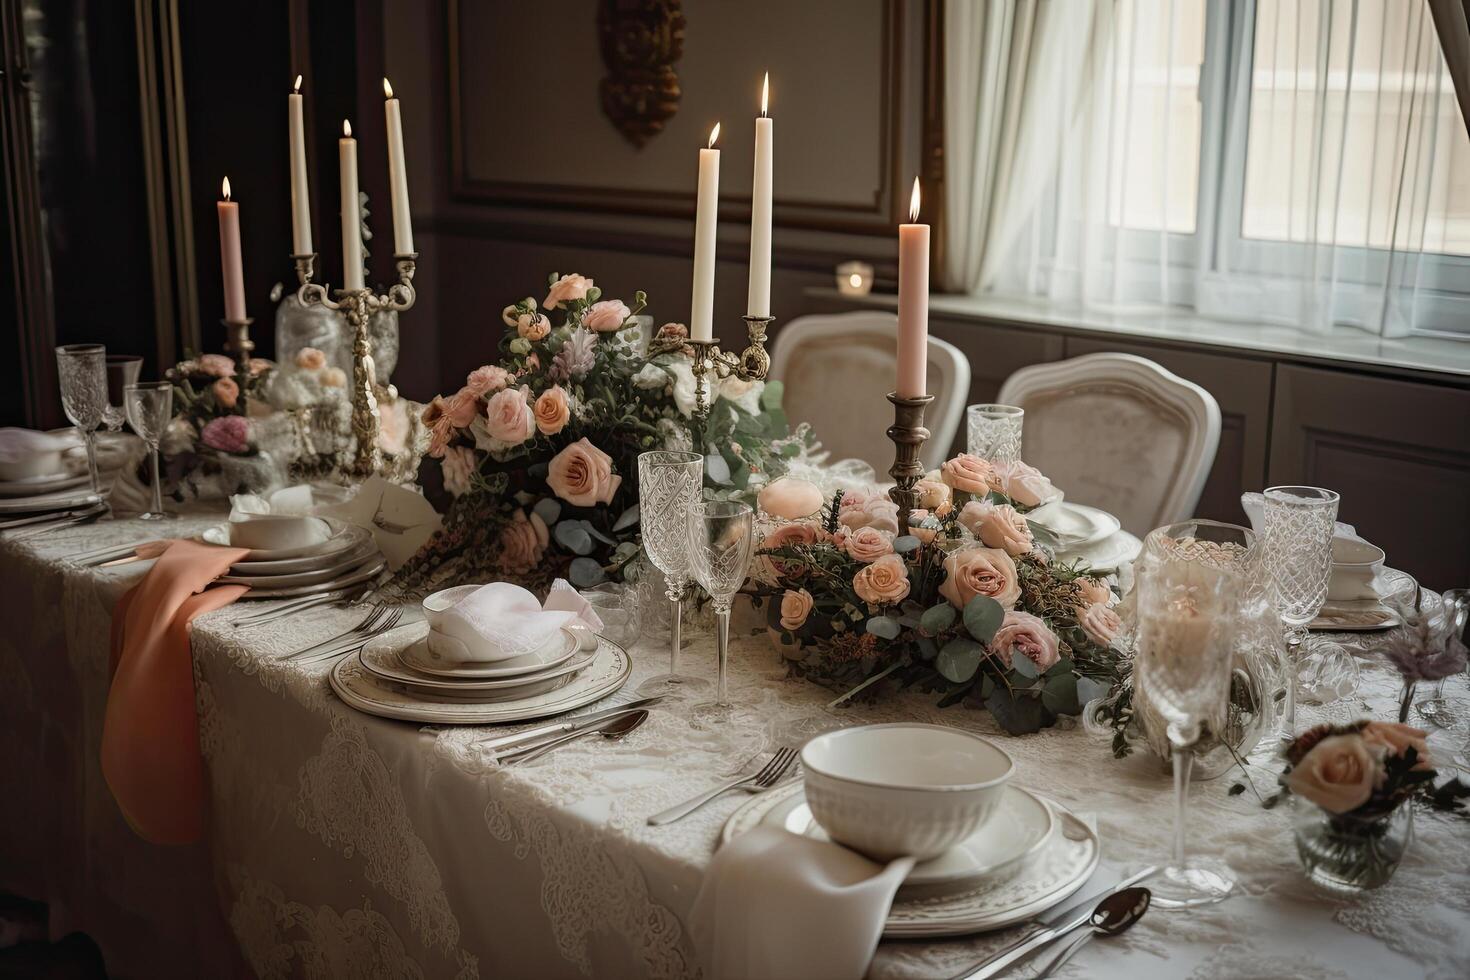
left=649, top=315, right=773, bottom=419
left=292, top=251, right=417, bottom=476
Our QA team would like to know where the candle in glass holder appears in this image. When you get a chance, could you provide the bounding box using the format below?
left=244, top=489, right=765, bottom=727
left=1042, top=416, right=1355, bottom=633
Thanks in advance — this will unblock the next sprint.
left=897, top=177, right=929, bottom=398
left=217, top=177, right=246, bottom=322
left=691, top=123, right=721, bottom=342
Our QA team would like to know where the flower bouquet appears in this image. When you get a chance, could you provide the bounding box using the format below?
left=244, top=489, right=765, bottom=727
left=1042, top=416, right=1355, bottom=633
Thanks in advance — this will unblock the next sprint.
left=385, top=272, right=808, bottom=598
left=752, top=454, right=1125, bottom=736
left=150, top=352, right=279, bottom=499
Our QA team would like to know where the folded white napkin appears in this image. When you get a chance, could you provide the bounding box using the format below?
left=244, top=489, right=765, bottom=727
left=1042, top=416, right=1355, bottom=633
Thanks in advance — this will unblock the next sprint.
left=688, top=826, right=916, bottom=980
left=0, top=427, right=70, bottom=462
left=318, top=476, right=442, bottom=571
left=426, top=579, right=604, bottom=663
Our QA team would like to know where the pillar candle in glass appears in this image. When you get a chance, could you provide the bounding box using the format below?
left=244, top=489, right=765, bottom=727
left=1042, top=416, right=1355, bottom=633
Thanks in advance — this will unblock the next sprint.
left=288, top=75, right=312, bottom=255
left=896, top=177, right=929, bottom=398
left=382, top=77, right=414, bottom=255
left=746, top=74, right=773, bottom=319
left=217, top=177, right=246, bottom=322
left=690, top=123, right=721, bottom=342
left=339, top=120, right=364, bottom=291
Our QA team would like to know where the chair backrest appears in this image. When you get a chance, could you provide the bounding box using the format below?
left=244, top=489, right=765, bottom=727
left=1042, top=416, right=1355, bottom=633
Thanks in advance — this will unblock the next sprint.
left=772, top=312, right=971, bottom=475
left=996, top=352, right=1220, bottom=535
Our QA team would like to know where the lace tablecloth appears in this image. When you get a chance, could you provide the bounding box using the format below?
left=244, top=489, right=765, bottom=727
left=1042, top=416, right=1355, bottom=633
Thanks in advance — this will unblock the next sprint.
left=1, top=511, right=1467, bottom=980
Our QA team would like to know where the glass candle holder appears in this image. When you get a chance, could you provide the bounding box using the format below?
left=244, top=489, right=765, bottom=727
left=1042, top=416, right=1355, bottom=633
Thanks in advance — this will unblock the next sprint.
left=966, top=403, right=1024, bottom=462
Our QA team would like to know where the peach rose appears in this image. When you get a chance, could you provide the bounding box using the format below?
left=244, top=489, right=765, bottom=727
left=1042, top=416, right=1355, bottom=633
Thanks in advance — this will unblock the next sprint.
left=544, top=273, right=594, bottom=309
left=498, top=508, right=550, bottom=575
left=658, top=322, right=689, bottom=341
left=853, top=554, right=911, bottom=605
left=294, top=347, right=326, bottom=371
left=446, top=387, right=480, bottom=427
left=762, top=521, right=824, bottom=550
left=991, top=610, right=1061, bottom=672
left=534, top=385, right=571, bottom=435
left=1361, top=721, right=1433, bottom=770
left=466, top=364, right=513, bottom=397
left=547, top=437, right=622, bottom=507
left=941, top=453, right=996, bottom=495
left=501, top=299, right=536, bottom=327
left=422, top=396, right=454, bottom=458
left=321, top=367, right=347, bottom=388
left=914, top=478, right=953, bottom=516
left=485, top=386, right=535, bottom=444
left=582, top=299, right=631, bottom=332
left=992, top=460, right=1060, bottom=507
left=198, top=353, right=237, bottom=378
left=1075, top=576, right=1114, bottom=608
left=780, top=589, right=815, bottom=631
left=212, top=377, right=239, bottom=409
left=970, top=502, right=1034, bottom=557
left=838, top=493, right=900, bottom=535
left=1076, top=603, right=1122, bottom=647
left=836, top=525, right=895, bottom=563
left=939, top=546, right=1021, bottom=610
left=441, top=445, right=476, bottom=497
left=517, top=312, right=551, bottom=341
left=1286, top=734, right=1379, bottom=814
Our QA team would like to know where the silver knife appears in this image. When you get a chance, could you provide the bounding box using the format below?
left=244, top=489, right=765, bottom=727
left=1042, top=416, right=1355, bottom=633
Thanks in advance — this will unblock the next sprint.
left=482, top=696, right=664, bottom=756
left=955, top=865, right=1157, bottom=980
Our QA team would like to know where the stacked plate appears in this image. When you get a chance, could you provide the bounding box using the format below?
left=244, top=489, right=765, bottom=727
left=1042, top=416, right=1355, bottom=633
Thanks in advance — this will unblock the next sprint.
left=1026, top=501, right=1133, bottom=570
left=209, top=518, right=387, bottom=598
left=0, top=473, right=108, bottom=533
left=330, top=620, right=632, bottom=725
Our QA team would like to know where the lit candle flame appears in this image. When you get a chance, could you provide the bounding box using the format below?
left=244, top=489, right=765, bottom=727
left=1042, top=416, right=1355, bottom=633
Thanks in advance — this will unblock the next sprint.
left=383, top=77, right=393, bottom=99
left=909, top=177, right=921, bottom=222
left=708, top=122, right=721, bottom=148
left=761, top=72, right=769, bottom=116
left=293, top=74, right=302, bottom=93
left=222, top=176, right=231, bottom=201
left=849, top=272, right=863, bottom=288
left=343, top=119, right=353, bottom=138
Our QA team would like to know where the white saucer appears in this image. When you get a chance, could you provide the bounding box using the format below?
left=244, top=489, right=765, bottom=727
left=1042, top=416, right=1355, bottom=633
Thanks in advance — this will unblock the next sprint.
left=218, top=539, right=380, bottom=587
left=202, top=517, right=359, bottom=561
left=723, top=785, right=1098, bottom=938
left=227, top=525, right=374, bottom=574
left=1028, top=502, right=1121, bottom=549
left=364, top=625, right=595, bottom=694
left=0, top=472, right=88, bottom=497
left=234, top=557, right=385, bottom=598
left=398, top=628, right=584, bottom=680
left=1309, top=566, right=1416, bottom=632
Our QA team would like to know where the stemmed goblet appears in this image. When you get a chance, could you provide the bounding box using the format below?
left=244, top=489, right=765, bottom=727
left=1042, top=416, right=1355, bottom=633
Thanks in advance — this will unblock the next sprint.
left=636, top=451, right=709, bottom=696
left=1262, top=486, right=1341, bottom=735
left=103, top=355, right=144, bottom=432
left=55, top=344, right=108, bottom=494
left=1416, top=589, right=1469, bottom=728
left=123, top=381, right=174, bottom=521
left=686, top=498, right=755, bottom=725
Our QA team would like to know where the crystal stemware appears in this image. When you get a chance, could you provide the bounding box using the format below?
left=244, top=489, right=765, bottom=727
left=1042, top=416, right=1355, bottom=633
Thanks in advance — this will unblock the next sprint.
left=965, top=403, right=1024, bottom=462
left=103, top=355, right=144, bottom=432
left=55, top=344, right=108, bottom=493
left=1262, top=486, right=1340, bottom=735
left=686, top=498, right=755, bottom=725
left=636, top=451, right=709, bottom=696
left=1133, top=548, right=1240, bottom=904
left=123, top=381, right=174, bottom=521
left=1417, top=589, right=1469, bottom=728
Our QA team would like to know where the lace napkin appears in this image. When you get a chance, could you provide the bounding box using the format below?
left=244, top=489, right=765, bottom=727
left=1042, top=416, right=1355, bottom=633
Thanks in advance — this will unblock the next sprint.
left=427, top=580, right=605, bottom=663
left=688, top=825, right=915, bottom=980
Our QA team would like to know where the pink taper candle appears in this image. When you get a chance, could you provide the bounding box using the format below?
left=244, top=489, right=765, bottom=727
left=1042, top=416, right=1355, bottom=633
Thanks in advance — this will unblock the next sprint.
left=896, top=177, right=929, bottom=398
left=217, top=177, right=246, bottom=322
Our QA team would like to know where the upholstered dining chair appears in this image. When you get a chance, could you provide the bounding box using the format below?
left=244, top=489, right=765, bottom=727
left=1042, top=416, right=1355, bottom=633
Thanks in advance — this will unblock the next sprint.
left=771, top=312, right=971, bottom=475
left=996, top=352, right=1220, bottom=536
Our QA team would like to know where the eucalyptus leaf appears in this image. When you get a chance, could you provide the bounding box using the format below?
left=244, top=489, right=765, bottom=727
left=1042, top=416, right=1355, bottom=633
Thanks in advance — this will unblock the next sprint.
left=936, top=637, right=985, bottom=683
left=532, top=498, right=562, bottom=526
left=866, top=616, right=902, bottom=640
left=1011, top=653, right=1040, bottom=680
left=892, top=535, right=922, bottom=554
left=584, top=524, right=617, bottom=546
left=553, top=521, right=594, bottom=555
left=611, top=503, right=640, bottom=531
left=704, top=453, right=732, bottom=484
left=760, top=379, right=784, bottom=411
left=568, top=556, right=606, bottom=587
left=1041, top=673, right=1079, bottom=715
left=919, top=603, right=957, bottom=634
left=962, top=595, right=1005, bottom=644
left=986, top=688, right=1044, bottom=735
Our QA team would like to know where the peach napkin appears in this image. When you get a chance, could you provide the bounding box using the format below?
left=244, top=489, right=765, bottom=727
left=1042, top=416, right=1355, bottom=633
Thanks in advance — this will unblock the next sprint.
left=102, top=539, right=249, bottom=844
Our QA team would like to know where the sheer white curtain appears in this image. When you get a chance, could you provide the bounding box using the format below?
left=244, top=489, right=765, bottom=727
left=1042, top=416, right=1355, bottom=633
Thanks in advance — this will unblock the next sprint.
left=946, top=0, right=1470, bottom=339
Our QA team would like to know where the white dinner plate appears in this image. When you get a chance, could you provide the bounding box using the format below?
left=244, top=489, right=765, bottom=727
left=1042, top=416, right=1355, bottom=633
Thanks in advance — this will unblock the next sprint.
left=1054, top=529, right=1141, bottom=573
left=723, top=784, right=1098, bottom=938
left=217, top=539, right=381, bottom=587
left=202, top=517, right=360, bottom=561
left=1309, top=566, right=1416, bottom=632
left=234, top=557, right=385, bottom=598
left=0, top=486, right=108, bottom=514
left=329, top=631, right=631, bottom=725
left=227, top=524, right=374, bottom=574
left=362, top=625, right=596, bottom=695
left=1027, top=502, right=1121, bottom=549
left=0, top=472, right=88, bottom=498
left=396, top=629, right=584, bottom=680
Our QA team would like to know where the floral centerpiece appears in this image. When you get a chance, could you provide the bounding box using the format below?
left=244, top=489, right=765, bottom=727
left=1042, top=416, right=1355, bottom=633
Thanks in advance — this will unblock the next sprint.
left=385, top=272, right=807, bottom=597
left=751, top=454, right=1124, bottom=735
left=155, top=352, right=276, bottom=498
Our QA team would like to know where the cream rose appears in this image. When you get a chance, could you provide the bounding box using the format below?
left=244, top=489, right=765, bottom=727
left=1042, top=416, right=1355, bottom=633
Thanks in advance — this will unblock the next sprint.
left=1076, top=603, right=1122, bottom=647
left=853, top=554, right=911, bottom=605
left=1075, top=576, right=1114, bottom=608
left=498, top=508, right=550, bottom=575
left=836, top=525, right=895, bottom=563
left=939, top=547, right=1021, bottom=610
left=780, top=589, right=815, bottom=631
left=992, top=460, right=1060, bottom=507
left=972, top=502, right=1034, bottom=557
left=838, top=494, right=900, bottom=535
left=914, top=478, right=953, bottom=515
left=544, top=273, right=594, bottom=309
left=940, top=453, right=996, bottom=494
left=1285, top=734, right=1379, bottom=814
left=484, top=386, right=535, bottom=444
left=582, top=299, right=631, bottom=332
left=991, top=610, right=1061, bottom=672
left=534, top=385, right=571, bottom=435
left=547, top=437, right=622, bottom=507
left=441, top=445, right=476, bottom=497
left=1361, top=721, right=1433, bottom=770
left=517, top=312, right=551, bottom=341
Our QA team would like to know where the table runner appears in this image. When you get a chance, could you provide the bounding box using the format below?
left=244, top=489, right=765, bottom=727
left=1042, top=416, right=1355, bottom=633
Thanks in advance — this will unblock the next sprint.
left=2, top=511, right=1467, bottom=979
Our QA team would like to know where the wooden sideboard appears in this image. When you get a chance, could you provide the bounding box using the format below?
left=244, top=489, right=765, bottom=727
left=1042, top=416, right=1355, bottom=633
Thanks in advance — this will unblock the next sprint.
left=800, top=289, right=1470, bottom=590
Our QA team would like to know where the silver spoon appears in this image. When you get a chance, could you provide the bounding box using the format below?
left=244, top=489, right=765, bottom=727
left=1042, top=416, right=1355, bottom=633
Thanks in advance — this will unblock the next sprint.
left=1034, top=886, right=1151, bottom=978
left=505, top=709, right=649, bottom=766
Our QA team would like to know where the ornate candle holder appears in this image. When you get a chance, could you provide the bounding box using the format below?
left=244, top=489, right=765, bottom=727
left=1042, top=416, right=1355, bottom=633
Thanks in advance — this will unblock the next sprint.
left=648, top=315, right=772, bottom=419
left=887, top=392, right=934, bottom=536
left=292, top=251, right=417, bottom=476
left=222, top=317, right=256, bottom=374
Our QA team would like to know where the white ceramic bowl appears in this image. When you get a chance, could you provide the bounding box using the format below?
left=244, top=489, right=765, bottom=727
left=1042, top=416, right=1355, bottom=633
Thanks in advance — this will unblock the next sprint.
left=227, top=514, right=331, bottom=552
left=801, top=723, right=1014, bottom=861
left=1329, top=537, right=1385, bottom=601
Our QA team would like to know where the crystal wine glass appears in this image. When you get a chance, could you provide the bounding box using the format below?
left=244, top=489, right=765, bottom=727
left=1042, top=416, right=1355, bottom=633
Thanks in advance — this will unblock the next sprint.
left=636, top=450, right=709, bottom=696
left=1262, top=486, right=1340, bottom=735
left=1133, top=549, right=1240, bottom=904
left=103, top=355, right=144, bottom=432
left=686, top=498, right=755, bottom=725
left=55, top=344, right=108, bottom=493
left=965, top=403, right=1024, bottom=462
left=1417, top=589, right=1469, bottom=728
left=123, top=381, right=174, bottom=521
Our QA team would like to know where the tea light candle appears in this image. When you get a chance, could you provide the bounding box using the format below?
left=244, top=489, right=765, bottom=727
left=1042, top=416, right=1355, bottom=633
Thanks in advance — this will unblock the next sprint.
left=836, top=260, right=875, bottom=296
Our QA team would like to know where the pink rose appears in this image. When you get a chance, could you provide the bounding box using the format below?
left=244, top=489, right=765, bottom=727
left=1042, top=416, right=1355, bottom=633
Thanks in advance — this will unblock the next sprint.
left=582, top=299, right=631, bottom=332
left=940, top=454, right=996, bottom=494
left=780, top=589, right=815, bottom=631
left=1361, top=721, right=1433, bottom=770
left=517, top=312, right=551, bottom=341
left=838, top=493, right=900, bottom=535
left=968, top=502, right=1034, bottom=557
left=446, top=387, right=480, bottom=427
left=212, top=377, right=239, bottom=409
left=939, top=546, right=1021, bottom=610
left=853, top=554, right=911, bottom=605
left=991, top=610, right=1061, bottom=672
left=294, top=347, right=326, bottom=371
left=484, top=386, right=535, bottom=444
left=1286, top=734, right=1378, bottom=814
left=198, top=353, right=237, bottom=378
left=835, top=525, right=895, bottom=563
left=547, top=437, right=622, bottom=507
left=991, top=460, right=1060, bottom=507
left=534, top=385, right=571, bottom=435
left=1075, top=577, right=1114, bottom=608
left=1075, top=603, right=1122, bottom=647
left=466, top=365, right=513, bottom=397
left=544, top=273, right=594, bottom=309
left=762, top=521, right=824, bottom=550
left=498, top=508, right=550, bottom=575
left=200, top=415, right=250, bottom=453
left=441, top=445, right=476, bottom=497
left=914, top=478, right=953, bottom=515
left=247, top=358, right=272, bottom=377
left=658, top=322, right=689, bottom=340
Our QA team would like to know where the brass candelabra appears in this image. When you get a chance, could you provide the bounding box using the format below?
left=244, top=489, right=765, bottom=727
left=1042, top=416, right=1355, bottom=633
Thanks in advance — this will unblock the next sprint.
left=648, top=315, right=773, bottom=419
left=222, top=317, right=256, bottom=375
left=292, top=251, right=418, bottom=476
left=887, top=392, right=934, bottom=536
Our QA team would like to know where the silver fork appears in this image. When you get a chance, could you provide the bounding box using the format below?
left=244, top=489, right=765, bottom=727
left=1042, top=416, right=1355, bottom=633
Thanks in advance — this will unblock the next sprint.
left=231, top=586, right=370, bottom=629
left=293, top=608, right=403, bottom=665
left=647, top=746, right=799, bottom=826
left=281, top=603, right=390, bottom=661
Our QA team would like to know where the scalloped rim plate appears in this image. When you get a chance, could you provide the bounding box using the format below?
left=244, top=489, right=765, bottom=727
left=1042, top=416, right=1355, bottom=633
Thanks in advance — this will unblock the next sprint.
left=363, top=625, right=595, bottom=694
left=233, top=557, right=385, bottom=598
left=226, top=524, right=374, bottom=573
left=202, top=517, right=358, bottom=561
left=218, top=538, right=380, bottom=586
